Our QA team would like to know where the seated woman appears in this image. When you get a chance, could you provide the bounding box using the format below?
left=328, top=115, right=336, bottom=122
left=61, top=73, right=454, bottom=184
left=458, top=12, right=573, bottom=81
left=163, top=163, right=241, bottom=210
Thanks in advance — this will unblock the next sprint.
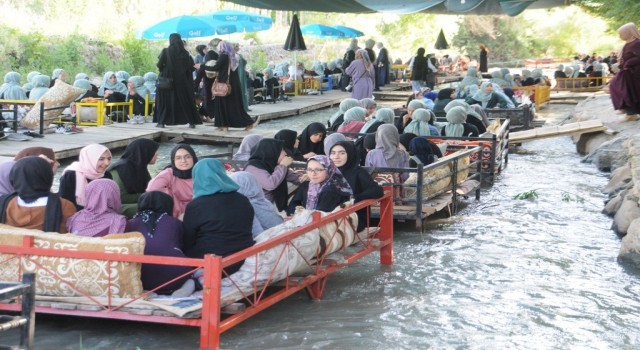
left=294, top=122, right=327, bottom=161
left=409, top=137, right=442, bottom=166
left=0, top=161, right=15, bottom=196
left=74, top=73, right=99, bottom=92
left=329, top=141, right=383, bottom=232
left=441, top=106, right=479, bottom=138
left=245, top=139, right=303, bottom=212
left=1, top=72, right=27, bottom=100
left=183, top=158, right=255, bottom=275
left=520, top=69, right=536, bottom=86
left=262, top=68, right=280, bottom=101
left=274, top=129, right=298, bottom=157
left=49, top=68, right=67, bottom=87
left=359, top=98, right=377, bottom=120
left=489, top=70, right=508, bottom=87
left=395, top=99, right=426, bottom=134
left=403, top=108, right=439, bottom=137
left=66, top=179, right=127, bottom=237
left=116, top=71, right=130, bottom=86
left=324, top=61, right=342, bottom=77
left=127, top=76, right=149, bottom=116
left=126, top=191, right=193, bottom=294
left=73, top=79, right=100, bottom=99
left=287, top=155, right=353, bottom=215
left=359, top=107, right=395, bottom=134
left=432, top=88, right=455, bottom=117
left=589, top=62, right=605, bottom=86
left=106, top=138, right=159, bottom=218
left=59, top=144, right=113, bottom=210
left=233, top=134, right=264, bottom=161
left=444, top=99, right=488, bottom=134
left=465, top=82, right=514, bottom=109
left=328, top=98, right=359, bottom=132
left=230, top=172, right=284, bottom=238
left=147, top=144, right=198, bottom=219
left=143, top=72, right=158, bottom=95
left=365, top=124, right=410, bottom=180
left=28, top=74, right=51, bottom=101
left=98, top=71, right=128, bottom=103
left=337, top=107, right=367, bottom=135
left=554, top=64, right=567, bottom=80
left=323, top=133, right=348, bottom=156
left=0, top=156, right=76, bottom=233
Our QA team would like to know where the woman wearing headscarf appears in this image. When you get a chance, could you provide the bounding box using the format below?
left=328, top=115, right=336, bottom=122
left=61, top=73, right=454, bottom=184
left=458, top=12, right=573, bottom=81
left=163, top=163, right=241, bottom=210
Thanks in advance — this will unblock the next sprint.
left=365, top=124, right=410, bottom=180
left=209, top=40, right=256, bottom=132
left=147, top=144, right=197, bottom=218
left=0, top=72, right=27, bottom=100
left=274, top=129, right=298, bottom=157
left=194, top=44, right=207, bottom=65
left=183, top=158, right=255, bottom=274
left=409, top=48, right=428, bottom=93
left=106, top=138, right=159, bottom=218
left=233, top=134, right=264, bottom=161
left=59, top=144, right=113, bottom=210
left=409, top=137, right=442, bottom=167
left=359, top=98, right=377, bottom=120
left=126, top=76, right=149, bottom=116
left=441, top=106, right=479, bottom=138
left=403, top=108, right=438, bottom=137
left=245, top=139, right=303, bottom=212
left=520, top=69, right=535, bottom=86
left=126, top=191, right=193, bottom=294
left=0, top=161, right=16, bottom=196
left=503, top=73, right=516, bottom=88
left=589, top=62, right=605, bottom=87
left=73, top=79, right=100, bottom=100
left=444, top=99, right=488, bottom=133
left=155, top=33, right=201, bottom=129
left=262, top=67, right=280, bottom=101
left=66, top=179, right=127, bottom=237
left=460, top=66, right=480, bottom=90
left=295, top=122, right=327, bottom=161
left=49, top=68, right=67, bottom=87
left=489, top=70, right=508, bottom=87
left=554, top=64, right=567, bottom=80
left=479, top=44, right=489, bottom=73
left=396, top=99, right=426, bottom=134
left=287, top=155, right=352, bottom=215
left=14, top=147, right=60, bottom=173
left=329, top=141, right=382, bottom=231
left=610, top=22, right=640, bottom=121
left=230, top=172, right=284, bottom=238
left=432, top=88, right=456, bottom=117
left=29, top=75, right=51, bottom=101
left=375, top=41, right=390, bottom=90
left=98, top=70, right=128, bottom=111
left=466, top=81, right=514, bottom=109
left=0, top=157, right=76, bottom=233
left=360, top=107, right=394, bottom=134
left=337, top=106, right=367, bottom=135
left=399, top=133, right=417, bottom=153
left=323, top=133, right=348, bottom=157
left=328, top=98, right=359, bottom=132
left=143, top=72, right=158, bottom=95
left=340, top=39, right=358, bottom=91
left=345, top=49, right=375, bottom=100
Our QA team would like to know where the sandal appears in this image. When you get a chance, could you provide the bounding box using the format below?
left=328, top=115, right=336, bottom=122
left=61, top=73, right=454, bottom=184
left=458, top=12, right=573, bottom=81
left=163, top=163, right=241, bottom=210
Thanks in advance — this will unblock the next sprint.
left=245, top=115, right=260, bottom=131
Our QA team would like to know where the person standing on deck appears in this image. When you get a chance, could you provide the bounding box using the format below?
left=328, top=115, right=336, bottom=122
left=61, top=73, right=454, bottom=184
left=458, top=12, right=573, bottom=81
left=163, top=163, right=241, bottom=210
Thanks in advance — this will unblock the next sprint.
left=479, top=44, right=489, bottom=73
left=609, top=23, right=640, bottom=121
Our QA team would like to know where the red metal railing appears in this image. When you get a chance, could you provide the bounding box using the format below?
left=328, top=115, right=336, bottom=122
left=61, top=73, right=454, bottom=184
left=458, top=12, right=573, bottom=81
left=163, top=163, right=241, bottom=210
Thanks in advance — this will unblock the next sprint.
left=0, top=188, right=394, bottom=349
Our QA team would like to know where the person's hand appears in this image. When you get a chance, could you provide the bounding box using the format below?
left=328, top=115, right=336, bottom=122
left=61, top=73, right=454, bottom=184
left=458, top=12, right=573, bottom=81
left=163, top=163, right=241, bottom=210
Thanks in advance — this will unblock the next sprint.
left=279, top=156, right=293, bottom=167
left=194, top=63, right=201, bottom=69
left=298, top=173, right=309, bottom=182
left=104, top=90, right=112, bottom=98
left=403, top=114, right=411, bottom=123
left=303, top=152, right=316, bottom=159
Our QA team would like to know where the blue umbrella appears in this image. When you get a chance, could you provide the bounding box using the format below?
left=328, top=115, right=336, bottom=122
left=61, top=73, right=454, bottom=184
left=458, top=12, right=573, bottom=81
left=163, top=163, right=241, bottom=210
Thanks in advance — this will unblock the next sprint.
left=332, top=25, right=364, bottom=38
left=301, top=24, right=345, bottom=39
left=139, top=15, right=217, bottom=40
left=200, top=9, right=273, bottom=34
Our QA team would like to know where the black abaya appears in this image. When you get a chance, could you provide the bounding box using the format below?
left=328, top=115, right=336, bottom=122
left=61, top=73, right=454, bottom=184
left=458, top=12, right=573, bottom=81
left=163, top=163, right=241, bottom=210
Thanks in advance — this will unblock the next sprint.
left=210, top=54, right=254, bottom=128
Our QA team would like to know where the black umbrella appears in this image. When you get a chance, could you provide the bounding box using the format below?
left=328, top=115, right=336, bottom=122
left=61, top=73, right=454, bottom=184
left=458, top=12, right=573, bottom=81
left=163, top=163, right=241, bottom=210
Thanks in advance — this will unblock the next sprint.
left=434, top=29, right=449, bottom=50
left=283, top=14, right=307, bottom=51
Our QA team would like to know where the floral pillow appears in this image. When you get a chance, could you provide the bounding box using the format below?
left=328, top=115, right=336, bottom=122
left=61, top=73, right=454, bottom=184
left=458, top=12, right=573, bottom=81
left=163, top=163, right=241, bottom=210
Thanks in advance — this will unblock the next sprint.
left=22, top=80, right=86, bottom=129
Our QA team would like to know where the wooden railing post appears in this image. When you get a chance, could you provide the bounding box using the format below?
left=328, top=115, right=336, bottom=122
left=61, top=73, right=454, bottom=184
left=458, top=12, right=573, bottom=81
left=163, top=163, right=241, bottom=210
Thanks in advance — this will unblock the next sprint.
left=200, top=254, right=222, bottom=350
left=379, top=187, right=394, bottom=265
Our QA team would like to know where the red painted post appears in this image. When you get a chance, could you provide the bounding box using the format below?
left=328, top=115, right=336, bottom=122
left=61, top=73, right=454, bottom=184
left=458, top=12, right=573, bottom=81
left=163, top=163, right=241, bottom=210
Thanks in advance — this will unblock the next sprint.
left=200, top=255, right=222, bottom=350
left=379, top=187, right=394, bottom=265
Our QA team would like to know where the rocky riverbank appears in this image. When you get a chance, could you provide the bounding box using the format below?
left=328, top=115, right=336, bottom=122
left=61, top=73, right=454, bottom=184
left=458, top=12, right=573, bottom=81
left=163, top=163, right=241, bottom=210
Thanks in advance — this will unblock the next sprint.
left=570, top=91, right=640, bottom=260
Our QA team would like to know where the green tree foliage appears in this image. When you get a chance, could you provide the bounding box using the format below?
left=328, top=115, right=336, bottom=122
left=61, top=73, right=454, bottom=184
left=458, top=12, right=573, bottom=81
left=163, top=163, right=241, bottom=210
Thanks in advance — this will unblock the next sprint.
left=575, top=0, right=640, bottom=30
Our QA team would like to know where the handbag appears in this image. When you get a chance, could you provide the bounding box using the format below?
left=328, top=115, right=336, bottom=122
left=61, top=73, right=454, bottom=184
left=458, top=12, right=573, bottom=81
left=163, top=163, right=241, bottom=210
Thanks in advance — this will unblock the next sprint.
left=156, top=76, right=173, bottom=90
left=204, top=60, right=218, bottom=79
left=211, top=62, right=232, bottom=97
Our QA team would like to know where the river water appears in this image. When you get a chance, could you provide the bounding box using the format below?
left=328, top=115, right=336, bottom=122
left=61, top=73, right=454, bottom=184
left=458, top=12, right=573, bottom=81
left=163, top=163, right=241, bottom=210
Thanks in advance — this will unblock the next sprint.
left=4, top=104, right=640, bottom=349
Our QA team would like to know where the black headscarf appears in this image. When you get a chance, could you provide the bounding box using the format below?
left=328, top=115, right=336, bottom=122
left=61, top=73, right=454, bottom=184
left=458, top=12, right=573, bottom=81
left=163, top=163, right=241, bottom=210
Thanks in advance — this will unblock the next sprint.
left=399, top=133, right=418, bottom=153
left=134, top=191, right=174, bottom=236
left=274, top=129, right=298, bottom=157
left=297, top=122, right=326, bottom=156
left=409, top=137, right=442, bottom=166
left=195, top=44, right=207, bottom=57
left=0, top=156, right=62, bottom=232
left=108, top=139, right=159, bottom=194
left=331, top=141, right=359, bottom=188
left=437, top=88, right=454, bottom=100
left=247, top=139, right=289, bottom=211
left=363, top=133, right=377, bottom=151
left=169, top=144, right=197, bottom=179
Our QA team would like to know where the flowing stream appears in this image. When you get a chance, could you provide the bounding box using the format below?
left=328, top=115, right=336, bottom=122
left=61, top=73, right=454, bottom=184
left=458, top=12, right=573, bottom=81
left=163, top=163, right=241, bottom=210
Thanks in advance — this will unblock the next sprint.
left=4, top=104, right=640, bottom=349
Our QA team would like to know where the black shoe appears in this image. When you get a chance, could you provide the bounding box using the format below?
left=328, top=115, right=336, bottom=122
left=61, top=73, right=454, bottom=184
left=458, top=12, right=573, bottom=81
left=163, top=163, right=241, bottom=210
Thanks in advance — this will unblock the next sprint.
left=23, top=131, right=44, bottom=138
left=156, top=123, right=165, bottom=128
left=189, top=124, right=195, bottom=129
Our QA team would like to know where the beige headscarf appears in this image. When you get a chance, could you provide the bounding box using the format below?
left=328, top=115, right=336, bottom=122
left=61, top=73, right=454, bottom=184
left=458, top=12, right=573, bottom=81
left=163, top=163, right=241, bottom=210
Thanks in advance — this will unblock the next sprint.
left=618, top=23, right=640, bottom=43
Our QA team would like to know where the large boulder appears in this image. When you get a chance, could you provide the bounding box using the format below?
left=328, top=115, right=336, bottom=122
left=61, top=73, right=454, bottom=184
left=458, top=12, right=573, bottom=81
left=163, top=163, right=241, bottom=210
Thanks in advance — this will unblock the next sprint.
left=603, top=164, right=632, bottom=195
left=603, top=188, right=628, bottom=217
left=612, top=193, right=640, bottom=236
left=582, top=135, right=630, bottom=172
left=619, top=218, right=640, bottom=261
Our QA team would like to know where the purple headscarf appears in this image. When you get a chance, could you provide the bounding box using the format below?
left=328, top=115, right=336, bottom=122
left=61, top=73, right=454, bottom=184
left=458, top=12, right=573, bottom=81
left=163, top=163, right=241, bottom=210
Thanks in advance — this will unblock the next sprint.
left=306, top=155, right=352, bottom=211
left=217, top=41, right=239, bottom=71
left=66, top=178, right=127, bottom=237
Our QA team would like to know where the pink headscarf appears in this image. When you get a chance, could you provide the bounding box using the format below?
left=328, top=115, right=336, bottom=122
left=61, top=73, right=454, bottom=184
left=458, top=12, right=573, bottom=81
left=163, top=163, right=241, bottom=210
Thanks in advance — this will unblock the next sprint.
left=62, top=144, right=110, bottom=206
left=66, top=178, right=127, bottom=237
left=217, top=41, right=239, bottom=71
left=618, top=23, right=640, bottom=43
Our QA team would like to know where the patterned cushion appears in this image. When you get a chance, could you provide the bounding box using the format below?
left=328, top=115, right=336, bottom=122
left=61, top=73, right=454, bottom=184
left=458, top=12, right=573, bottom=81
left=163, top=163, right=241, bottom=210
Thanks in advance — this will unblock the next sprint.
left=22, top=80, right=86, bottom=129
left=440, top=149, right=470, bottom=182
left=317, top=206, right=357, bottom=257
left=404, top=163, right=452, bottom=199
left=0, top=224, right=144, bottom=298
